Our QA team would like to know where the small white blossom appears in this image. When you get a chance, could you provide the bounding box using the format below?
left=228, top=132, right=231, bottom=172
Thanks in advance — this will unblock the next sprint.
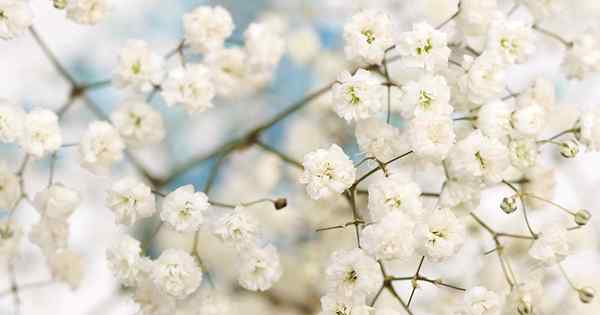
left=415, top=207, right=466, bottom=262
left=509, top=138, right=538, bottom=170
left=0, top=161, right=20, bottom=210
left=439, top=178, right=482, bottom=215
left=48, top=248, right=84, bottom=289
left=237, top=244, right=282, bottom=292
left=362, top=212, right=416, bottom=261
left=29, top=217, right=69, bottom=255
left=367, top=173, right=423, bottom=220
left=343, top=9, right=394, bottom=65
left=524, top=0, right=566, bottom=20
left=160, top=185, right=210, bottom=233
left=66, top=0, right=110, bottom=25
left=106, top=177, right=156, bottom=225
left=332, top=69, right=383, bottom=122
left=458, top=52, right=506, bottom=105
left=113, top=40, right=163, bottom=93
left=517, top=78, right=555, bottom=113
left=355, top=118, right=407, bottom=161
left=456, top=0, right=498, bottom=36
left=34, top=184, right=81, bottom=220
left=487, top=17, right=534, bottom=64
left=325, top=248, right=382, bottom=298
left=456, top=286, right=501, bottom=315
left=212, top=206, right=258, bottom=248
left=106, top=234, right=144, bottom=287
left=504, top=276, right=544, bottom=315
left=183, top=6, right=234, bottom=53
left=320, top=294, right=372, bottom=315
left=522, top=165, right=555, bottom=209
left=288, top=28, right=321, bottom=65
left=244, top=21, right=285, bottom=73
left=396, top=22, right=451, bottom=71
left=0, top=219, right=22, bottom=258
left=0, top=0, right=33, bottom=40
left=477, top=100, right=514, bottom=141
left=161, top=64, right=216, bottom=114
left=111, top=99, right=165, bottom=147
left=299, top=144, right=356, bottom=200
left=562, top=34, right=600, bottom=79
left=133, top=278, right=176, bottom=315
left=528, top=222, right=569, bottom=266
left=0, top=99, right=25, bottom=143
left=398, top=74, right=452, bottom=119
left=511, top=104, right=546, bottom=137
left=151, top=249, right=203, bottom=299
left=408, top=112, right=456, bottom=162
left=205, top=47, right=248, bottom=98
left=21, top=109, right=62, bottom=159
left=79, top=121, right=124, bottom=175
left=447, top=130, right=510, bottom=184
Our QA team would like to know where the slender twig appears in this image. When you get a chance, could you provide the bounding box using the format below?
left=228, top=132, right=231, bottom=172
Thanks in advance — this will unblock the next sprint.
left=503, top=180, right=537, bottom=238
left=532, top=25, right=573, bottom=47
left=351, top=151, right=413, bottom=189
left=255, top=141, right=303, bottom=169
left=29, top=27, right=77, bottom=85
left=537, top=128, right=580, bottom=144
left=435, top=4, right=461, bottom=30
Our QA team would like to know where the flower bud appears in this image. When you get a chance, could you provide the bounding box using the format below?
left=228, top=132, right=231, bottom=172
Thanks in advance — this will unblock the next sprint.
left=274, top=198, right=287, bottom=210
left=517, top=299, right=533, bottom=315
left=578, top=287, right=595, bottom=304
left=53, top=0, right=67, bottom=9
left=574, top=209, right=591, bottom=226
left=501, top=195, right=518, bottom=214
left=559, top=140, right=579, bottom=158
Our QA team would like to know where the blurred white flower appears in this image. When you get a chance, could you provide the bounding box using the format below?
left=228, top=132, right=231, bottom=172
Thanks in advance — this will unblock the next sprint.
left=161, top=64, right=216, bottom=114
left=456, top=286, right=501, bottom=315
left=205, top=47, right=248, bottom=98
left=0, top=161, right=20, bottom=210
left=34, top=184, right=81, bottom=220
left=0, top=0, right=33, bottom=40
left=458, top=52, right=506, bottom=105
left=106, top=234, right=144, bottom=287
left=508, top=138, right=538, bottom=170
left=48, top=248, right=84, bottom=289
left=66, top=0, right=110, bottom=25
left=113, top=40, right=163, bottom=93
left=355, top=118, right=407, bottom=161
left=456, top=0, right=497, bottom=36
left=160, top=185, right=209, bottom=233
left=237, top=244, right=282, bottom=291
left=0, top=99, right=24, bottom=143
left=79, top=121, right=124, bottom=175
left=106, top=177, right=156, bottom=226
left=151, top=249, right=203, bottom=299
left=562, top=34, right=600, bottom=79
left=320, top=294, right=372, bottom=315
left=21, top=109, right=62, bottom=159
left=29, top=217, right=69, bottom=255
left=212, top=206, right=258, bottom=249
left=183, top=6, right=234, bottom=53
left=511, top=104, right=546, bottom=137
left=529, top=222, right=570, bottom=266
left=477, top=100, right=514, bottom=141
left=0, top=219, right=22, bottom=258
left=288, top=27, right=321, bottom=65
left=487, top=17, right=534, bottom=64
left=300, top=144, right=356, bottom=200
left=580, top=109, right=600, bottom=151
left=111, top=99, right=165, bottom=147
left=343, top=9, right=393, bottom=65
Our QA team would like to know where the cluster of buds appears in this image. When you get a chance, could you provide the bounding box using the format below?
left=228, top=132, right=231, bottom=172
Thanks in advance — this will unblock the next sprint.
left=52, top=0, right=67, bottom=9
left=559, top=140, right=580, bottom=159
left=501, top=195, right=518, bottom=214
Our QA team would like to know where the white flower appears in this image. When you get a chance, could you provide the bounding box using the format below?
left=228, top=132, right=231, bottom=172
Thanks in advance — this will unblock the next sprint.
left=504, top=276, right=544, bottom=315
left=48, top=248, right=84, bottom=289
left=320, top=294, right=372, bottom=315
left=396, top=22, right=451, bottom=71
left=151, top=249, right=203, bottom=299
left=562, top=34, right=600, bottom=79
left=113, top=40, right=163, bottom=93
left=111, top=99, right=165, bottom=147
left=0, top=0, right=33, bottom=40
left=244, top=21, right=285, bottom=72
left=487, top=17, right=534, bottom=64
left=325, top=248, right=382, bottom=298
left=106, top=177, right=156, bottom=225
left=367, top=173, right=423, bottom=220
left=299, top=144, right=356, bottom=200
left=183, top=6, right=234, bottom=53
left=332, top=69, right=383, bottom=122
left=517, top=78, right=555, bottom=113
left=34, top=184, right=81, bottom=220
left=457, top=286, right=501, bottom=315
left=79, top=121, right=124, bottom=175
left=511, top=104, right=546, bottom=137
left=21, top=109, right=62, bottom=159
left=528, top=222, right=569, bottom=266
left=447, top=130, right=510, bottom=184
left=579, top=109, right=600, bottom=151
left=29, top=217, right=69, bottom=255
left=477, top=100, right=514, bottom=140
left=0, top=161, right=20, bottom=210
left=288, top=28, right=321, bottom=65
left=458, top=52, right=506, bottom=105
left=524, top=0, right=566, bottom=20
left=160, top=185, right=210, bottom=233
left=508, top=138, right=538, bottom=170
left=398, top=74, right=452, bottom=119
left=0, top=99, right=25, bottom=143
left=415, top=207, right=466, bottom=262
left=238, top=244, right=282, bottom=292
left=133, top=278, right=176, bottom=315
left=408, top=112, right=456, bottom=162
left=212, top=206, right=257, bottom=248
left=362, top=212, right=416, bottom=261
left=0, top=219, right=22, bottom=258
left=192, top=289, right=231, bottom=315
left=355, top=118, right=407, bottom=162
left=522, top=165, right=555, bottom=209
left=161, top=64, right=216, bottom=114
left=205, top=47, right=248, bottom=98
left=343, top=9, right=394, bottom=65
left=456, top=0, right=498, bottom=36
left=66, top=0, right=109, bottom=25
left=439, top=178, right=482, bottom=215
left=106, top=234, right=144, bottom=287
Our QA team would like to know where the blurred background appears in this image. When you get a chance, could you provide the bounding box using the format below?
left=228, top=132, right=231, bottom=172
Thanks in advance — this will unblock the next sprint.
left=1, top=0, right=600, bottom=314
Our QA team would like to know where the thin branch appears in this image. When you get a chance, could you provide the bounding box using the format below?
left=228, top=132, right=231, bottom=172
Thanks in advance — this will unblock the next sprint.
left=28, top=26, right=77, bottom=85
left=255, top=141, right=303, bottom=169
left=503, top=180, right=538, bottom=238
left=532, top=25, right=573, bottom=47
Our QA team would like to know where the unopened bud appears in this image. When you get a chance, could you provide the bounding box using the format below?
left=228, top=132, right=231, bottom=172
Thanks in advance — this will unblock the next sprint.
left=578, top=287, right=595, bottom=304
left=517, top=299, right=533, bottom=315
left=559, top=140, right=579, bottom=158
left=274, top=198, right=287, bottom=210
left=53, top=0, right=67, bottom=9
left=574, top=209, right=591, bottom=226
left=501, top=195, right=518, bottom=214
